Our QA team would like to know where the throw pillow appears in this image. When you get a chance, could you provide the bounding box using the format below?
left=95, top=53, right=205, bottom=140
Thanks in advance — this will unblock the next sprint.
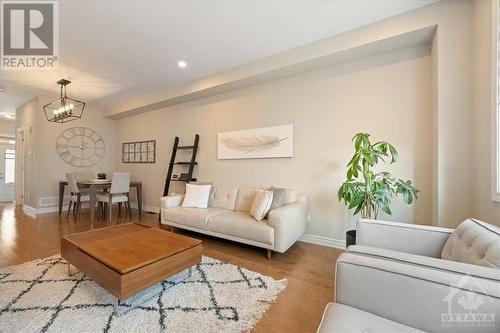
left=250, top=189, right=273, bottom=221
left=181, top=184, right=212, bottom=209
left=268, top=186, right=288, bottom=211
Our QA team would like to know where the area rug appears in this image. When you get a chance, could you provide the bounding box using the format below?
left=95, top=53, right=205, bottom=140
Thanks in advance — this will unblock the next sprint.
left=0, top=255, right=287, bottom=333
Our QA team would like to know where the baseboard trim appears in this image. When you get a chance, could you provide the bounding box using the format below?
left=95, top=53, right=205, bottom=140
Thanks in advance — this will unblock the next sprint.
left=22, top=205, right=37, bottom=218
left=143, top=205, right=160, bottom=213
left=299, top=234, right=346, bottom=250
left=25, top=202, right=156, bottom=217
left=23, top=204, right=70, bottom=217
left=37, top=205, right=69, bottom=214
left=130, top=203, right=160, bottom=213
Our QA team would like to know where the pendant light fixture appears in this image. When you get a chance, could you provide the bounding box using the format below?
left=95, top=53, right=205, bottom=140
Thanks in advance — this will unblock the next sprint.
left=43, top=79, right=85, bottom=123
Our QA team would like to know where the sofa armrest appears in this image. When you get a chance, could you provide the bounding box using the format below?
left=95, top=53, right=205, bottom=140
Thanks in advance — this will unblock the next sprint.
left=335, top=253, right=500, bottom=332
left=161, top=195, right=184, bottom=209
left=267, top=200, right=308, bottom=253
left=356, top=219, right=453, bottom=257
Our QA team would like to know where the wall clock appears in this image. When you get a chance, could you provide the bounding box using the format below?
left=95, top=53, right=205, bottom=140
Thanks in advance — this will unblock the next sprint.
left=56, top=127, right=105, bottom=167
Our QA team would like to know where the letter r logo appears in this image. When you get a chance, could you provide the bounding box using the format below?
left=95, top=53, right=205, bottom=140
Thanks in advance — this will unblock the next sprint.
left=2, top=2, right=54, bottom=55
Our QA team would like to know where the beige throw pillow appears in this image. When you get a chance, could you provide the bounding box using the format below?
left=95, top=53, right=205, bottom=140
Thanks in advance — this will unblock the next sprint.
left=250, top=189, right=273, bottom=221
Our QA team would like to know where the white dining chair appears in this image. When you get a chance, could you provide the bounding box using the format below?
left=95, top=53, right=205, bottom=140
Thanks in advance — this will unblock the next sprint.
left=97, top=172, right=131, bottom=220
left=65, top=172, right=90, bottom=218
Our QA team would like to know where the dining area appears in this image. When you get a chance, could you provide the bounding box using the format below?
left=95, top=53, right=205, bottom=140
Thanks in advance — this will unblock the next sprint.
left=58, top=172, right=143, bottom=225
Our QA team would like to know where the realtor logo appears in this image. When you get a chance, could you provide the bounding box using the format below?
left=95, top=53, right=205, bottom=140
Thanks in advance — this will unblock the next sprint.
left=1, top=1, right=58, bottom=70
left=441, top=275, right=496, bottom=329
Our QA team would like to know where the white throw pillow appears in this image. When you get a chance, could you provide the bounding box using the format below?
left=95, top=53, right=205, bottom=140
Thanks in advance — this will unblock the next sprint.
left=181, top=184, right=212, bottom=209
left=250, top=189, right=273, bottom=221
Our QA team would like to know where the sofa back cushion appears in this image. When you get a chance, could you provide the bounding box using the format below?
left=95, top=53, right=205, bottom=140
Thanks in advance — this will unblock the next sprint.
left=284, top=189, right=299, bottom=204
left=441, top=218, right=500, bottom=268
left=235, top=187, right=261, bottom=212
left=208, top=185, right=239, bottom=210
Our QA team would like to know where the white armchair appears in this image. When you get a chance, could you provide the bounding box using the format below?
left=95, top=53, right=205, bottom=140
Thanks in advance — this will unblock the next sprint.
left=318, top=218, right=500, bottom=333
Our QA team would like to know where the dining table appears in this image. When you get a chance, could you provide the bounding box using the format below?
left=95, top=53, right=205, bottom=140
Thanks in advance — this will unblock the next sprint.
left=58, top=180, right=142, bottom=225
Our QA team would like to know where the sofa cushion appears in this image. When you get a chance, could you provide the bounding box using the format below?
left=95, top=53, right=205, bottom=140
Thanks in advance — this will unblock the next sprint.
left=234, top=187, right=261, bottom=212
left=208, top=185, right=239, bottom=210
left=208, top=211, right=274, bottom=245
left=317, top=303, right=423, bottom=333
left=162, top=207, right=231, bottom=230
left=441, top=218, right=500, bottom=268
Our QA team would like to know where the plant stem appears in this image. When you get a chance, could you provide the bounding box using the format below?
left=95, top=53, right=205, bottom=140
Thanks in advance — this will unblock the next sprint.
left=362, top=159, right=373, bottom=219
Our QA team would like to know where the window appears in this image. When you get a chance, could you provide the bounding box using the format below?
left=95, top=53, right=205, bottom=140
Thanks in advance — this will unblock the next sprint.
left=5, top=149, right=15, bottom=184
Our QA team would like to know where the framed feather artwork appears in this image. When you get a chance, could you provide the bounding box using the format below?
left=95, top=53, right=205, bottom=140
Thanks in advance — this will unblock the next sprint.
left=217, top=124, right=294, bottom=159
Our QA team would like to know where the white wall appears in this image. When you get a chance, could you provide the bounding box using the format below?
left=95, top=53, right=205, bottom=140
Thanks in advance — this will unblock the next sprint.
left=472, top=0, right=500, bottom=223
left=15, top=97, right=39, bottom=207
left=116, top=45, right=433, bottom=240
left=108, top=0, right=483, bottom=238
left=0, top=120, right=15, bottom=134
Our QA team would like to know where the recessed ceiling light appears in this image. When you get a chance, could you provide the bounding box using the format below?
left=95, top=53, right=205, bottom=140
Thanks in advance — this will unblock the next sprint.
left=177, top=60, right=187, bottom=68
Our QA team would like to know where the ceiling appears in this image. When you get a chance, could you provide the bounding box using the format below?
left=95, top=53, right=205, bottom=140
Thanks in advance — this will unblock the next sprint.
left=0, top=0, right=436, bottom=118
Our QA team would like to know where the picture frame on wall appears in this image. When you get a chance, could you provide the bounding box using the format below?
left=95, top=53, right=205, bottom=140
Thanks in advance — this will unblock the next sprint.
left=122, top=140, right=156, bottom=163
left=217, top=124, right=294, bottom=159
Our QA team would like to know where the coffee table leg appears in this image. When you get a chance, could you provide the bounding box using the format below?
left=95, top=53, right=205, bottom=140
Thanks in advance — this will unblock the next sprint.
left=188, top=267, right=192, bottom=278
left=67, top=263, right=75, bottom=276
left=114, top=299, right=121, bottom=315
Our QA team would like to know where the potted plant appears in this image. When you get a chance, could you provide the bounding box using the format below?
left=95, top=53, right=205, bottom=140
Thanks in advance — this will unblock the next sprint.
left=97, top=172, right=107, bottom=180
left=338, top=133, right=420, bottom=246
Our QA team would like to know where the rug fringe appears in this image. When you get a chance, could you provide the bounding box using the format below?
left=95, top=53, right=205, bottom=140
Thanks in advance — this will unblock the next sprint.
left=239, top=278, right=288, bottom=332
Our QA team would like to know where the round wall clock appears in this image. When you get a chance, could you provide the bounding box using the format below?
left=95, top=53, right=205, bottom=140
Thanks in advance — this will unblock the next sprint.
left=56, top=127, right=105, bottom=167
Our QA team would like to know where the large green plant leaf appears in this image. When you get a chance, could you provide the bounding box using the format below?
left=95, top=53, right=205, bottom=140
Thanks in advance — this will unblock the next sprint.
left=388, top=144, right=398, bottom=163
left=338, top=132, right=419, bottom=219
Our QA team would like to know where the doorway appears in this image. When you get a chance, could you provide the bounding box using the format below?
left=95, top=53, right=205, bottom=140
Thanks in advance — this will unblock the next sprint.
left=0, top=139, right=15, bottom=202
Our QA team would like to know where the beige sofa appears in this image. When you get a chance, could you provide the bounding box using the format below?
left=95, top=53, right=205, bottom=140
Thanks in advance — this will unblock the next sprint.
left=160, top=185, right=308, bottom=258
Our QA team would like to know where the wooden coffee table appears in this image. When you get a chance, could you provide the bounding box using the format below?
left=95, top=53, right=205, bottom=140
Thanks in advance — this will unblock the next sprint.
left=61, top=223, right=202, bottom=305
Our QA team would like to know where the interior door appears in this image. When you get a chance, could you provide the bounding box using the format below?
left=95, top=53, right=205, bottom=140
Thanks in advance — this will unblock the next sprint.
left=0, top=144, right=15, bottom=202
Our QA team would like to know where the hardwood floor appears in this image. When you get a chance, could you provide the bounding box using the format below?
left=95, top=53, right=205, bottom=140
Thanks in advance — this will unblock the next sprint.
left=0, top=203, right=343, bottom=333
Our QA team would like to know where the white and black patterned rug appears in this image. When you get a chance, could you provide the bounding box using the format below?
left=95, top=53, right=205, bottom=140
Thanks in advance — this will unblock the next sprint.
left=0, top=255, right=287, bottom=333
